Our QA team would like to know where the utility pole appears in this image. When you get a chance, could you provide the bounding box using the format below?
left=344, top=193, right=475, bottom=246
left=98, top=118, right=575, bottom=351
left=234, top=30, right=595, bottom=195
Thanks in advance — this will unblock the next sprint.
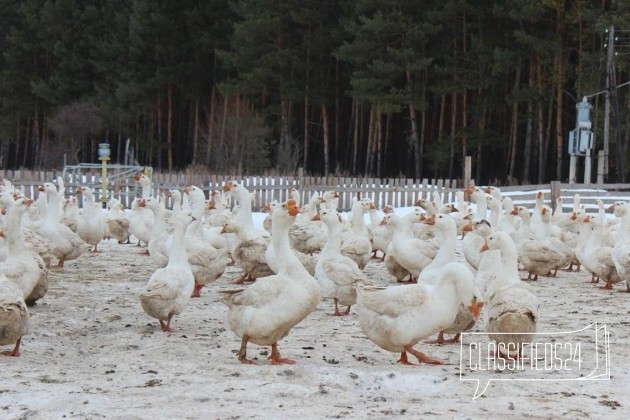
left=603, top=25, right=614, bottom=179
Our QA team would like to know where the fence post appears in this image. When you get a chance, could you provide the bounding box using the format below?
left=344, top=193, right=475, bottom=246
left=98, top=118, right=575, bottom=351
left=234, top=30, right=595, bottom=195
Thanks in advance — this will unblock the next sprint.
left=298, top=167, right=304, bottom=192
left=464, top=155, right=472, bottom=189
left=550, top=180, right=561, bottom=211
left=597, top=150, right=605, bottom=185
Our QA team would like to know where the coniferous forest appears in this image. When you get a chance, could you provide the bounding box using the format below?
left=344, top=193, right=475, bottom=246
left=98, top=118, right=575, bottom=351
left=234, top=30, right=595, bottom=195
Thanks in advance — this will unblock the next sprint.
left=1, top=0, right=630, bottom=184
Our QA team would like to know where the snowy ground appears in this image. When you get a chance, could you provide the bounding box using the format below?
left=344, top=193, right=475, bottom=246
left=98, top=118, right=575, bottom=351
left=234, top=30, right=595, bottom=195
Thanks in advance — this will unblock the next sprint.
left=1, top=215, right=629, bottom=419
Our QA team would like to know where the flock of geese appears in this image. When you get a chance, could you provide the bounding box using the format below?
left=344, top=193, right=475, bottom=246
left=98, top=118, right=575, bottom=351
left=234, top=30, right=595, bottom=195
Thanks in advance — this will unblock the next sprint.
left=1, top=175, right=629, bottom=366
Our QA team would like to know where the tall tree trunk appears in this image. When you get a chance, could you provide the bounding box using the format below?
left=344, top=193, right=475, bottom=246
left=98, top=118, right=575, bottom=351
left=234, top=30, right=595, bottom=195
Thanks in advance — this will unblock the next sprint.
left=156, top=90, right=162, bottom=169
left=476, top=90, right=488, bottom=183
left=508, top=66, right=521, bottom=183
left=406, top=70, right=421, bottom=179
left=304, top=95, right=309, bottom=171
left=420, top=109, right=426, bottom=180
left=554, top=2, right=565, bottom=181
left=206, top=85, right=216, bottom=166
left=365, top=105, right=376, bottom=176
left=192, top=99, right=199, bottom=164
left=523, top=60, right=534, bottom=184
left=555, top=57, right=564, bottom=181
left=18, top=116, right=31, bottom=167
left=352, top=100, right=359, bottom=173
left=448, top=93, right=457, bottom=180
left=322, top=104, right=330, bottom=177
left=376, top=109, right=383, bottom=178
left=462, top=90, right=468, bottom=178
left=166, top=83, right=174, bottom=171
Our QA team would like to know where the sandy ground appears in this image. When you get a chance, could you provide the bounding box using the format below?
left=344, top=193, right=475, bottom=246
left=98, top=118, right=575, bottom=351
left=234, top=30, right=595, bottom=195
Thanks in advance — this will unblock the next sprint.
left=1, top=233, right=629, bottom=419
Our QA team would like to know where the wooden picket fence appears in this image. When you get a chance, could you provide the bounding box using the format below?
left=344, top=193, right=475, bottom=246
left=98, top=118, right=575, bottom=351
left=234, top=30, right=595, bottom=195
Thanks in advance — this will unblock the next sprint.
left=3, top=167, right=630, bottom=213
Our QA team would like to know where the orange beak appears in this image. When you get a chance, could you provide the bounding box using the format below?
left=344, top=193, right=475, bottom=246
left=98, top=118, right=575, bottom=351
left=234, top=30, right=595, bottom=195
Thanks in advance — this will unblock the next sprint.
left=466, top=185, right=475, bottom=195
left=584, top=215, right=591, bottom=223
left=379, top=218, right=387, bottom=225
left=468, top=300, right=484, bottom=321
left=484, top=187, right=492, bottom=193
left=222, top=181, right=233, bottom=192
left=480, top=242, right=489, bottom=252
left=38, top=185, right=45, bottom=192
left=311, top=214, right=321, bottom=221
left=463, top=221, right=473, bottom=232
left=414, top=199, right=422, bottom=206
left=220, top=226, right=227, bottom=234
left=511, top=208, right=519, bottom=215
left=607, top=204, right=615, bottom=212
left=192, top=216, right=197, bottom=221
left=419, top=213, right=426, bottom=222
left=369, top=203, right=376, bottom=210
left=423, top=215, right=436, bottom=225
left=541, top=208, right=547, bottom=215
left=451, top=206, right=459, bottom=212
left=138, top=199, right=146, bottom=207
left=0, top=231, right=4, bottom=238
left=570, top=212, right=577, bottom=220
left=24, top=198, right=33, bottom=206
left=133, top=173, right=142, bottom=181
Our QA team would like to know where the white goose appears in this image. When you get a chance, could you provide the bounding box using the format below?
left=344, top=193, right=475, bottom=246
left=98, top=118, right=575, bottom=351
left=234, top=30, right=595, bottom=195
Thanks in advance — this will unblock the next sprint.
left=1, top=197, right=49, bottom=306
left=513, top=206, right=565, bottom=281
left=61, top=197, right=79, bottom=233
left=385, top=211, right=434, bottom=281
left=140, top=197, right=170, bottom=267
left=421, top=214, right=479, bottom=345
left=368, top=205, right=394, bottom=260
left=76, top=186, right=107, bottom=252
left=462, top=219, right=493, bottom=270
left=219, top=199, right=320, bottom=365
left=128, top=173, right=154, bottom=248
left=180, top=186, right=228, bottom=297
left=140, top=211, right=196, bottom=332
left=480, top=232, right=538, bottom=359
left=581, top=213, right=621, bottom=289
left=35, top=183, right=85, bottom=268
left=221, top=219, right=272, bottom=283
left=356, top=262, right=483, bottom=365
left=0, top=273, right=29, bottom=357
left=106, top=199, right=130, bottom=244
left=611, top=202, right=630, bottom=292
left=340, top=198, right=373, bottom=270
left=315, top=209, right=368, bottom=316
left=289, top=193, right=327, bottom=255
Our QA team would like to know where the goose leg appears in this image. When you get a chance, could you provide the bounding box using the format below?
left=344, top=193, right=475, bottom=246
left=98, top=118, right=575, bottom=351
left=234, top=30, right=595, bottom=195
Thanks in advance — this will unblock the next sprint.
left=268, top=343, right=295, bottom=365
left=1, top=338, right=22, bottom=357
left=598, top=282, right=613, bottom=290
left=238, top=335, right=257, bottom=365
left=159, top=313, right=175, bottom=332
left=405, top=346, right=443, bottom=365
left=333, top=299, right=343, bottom=316
left=425, top=331, right=446, bottom=344
left=440, top=333, right=461, bottom=344
left=230, top=273, right=248, bottom=284
left=620, top=282, right=630, bottom=293
left=139, top=249, right=150, bottom=256
left=397, top=352, right=414, bottom=365
left=190, top=283, right=203, bottom=298
left=344, top=305, right=352, bottom=315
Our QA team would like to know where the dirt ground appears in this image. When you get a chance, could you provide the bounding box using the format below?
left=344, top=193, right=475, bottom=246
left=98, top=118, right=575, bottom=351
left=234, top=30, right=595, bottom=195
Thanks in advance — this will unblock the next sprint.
left=1, top=230, right=628, bottom=419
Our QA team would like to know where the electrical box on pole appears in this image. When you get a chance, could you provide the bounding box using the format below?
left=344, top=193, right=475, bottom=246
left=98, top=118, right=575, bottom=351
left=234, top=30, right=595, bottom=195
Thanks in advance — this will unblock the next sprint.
left=568, top=97, right=594, bottom=157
